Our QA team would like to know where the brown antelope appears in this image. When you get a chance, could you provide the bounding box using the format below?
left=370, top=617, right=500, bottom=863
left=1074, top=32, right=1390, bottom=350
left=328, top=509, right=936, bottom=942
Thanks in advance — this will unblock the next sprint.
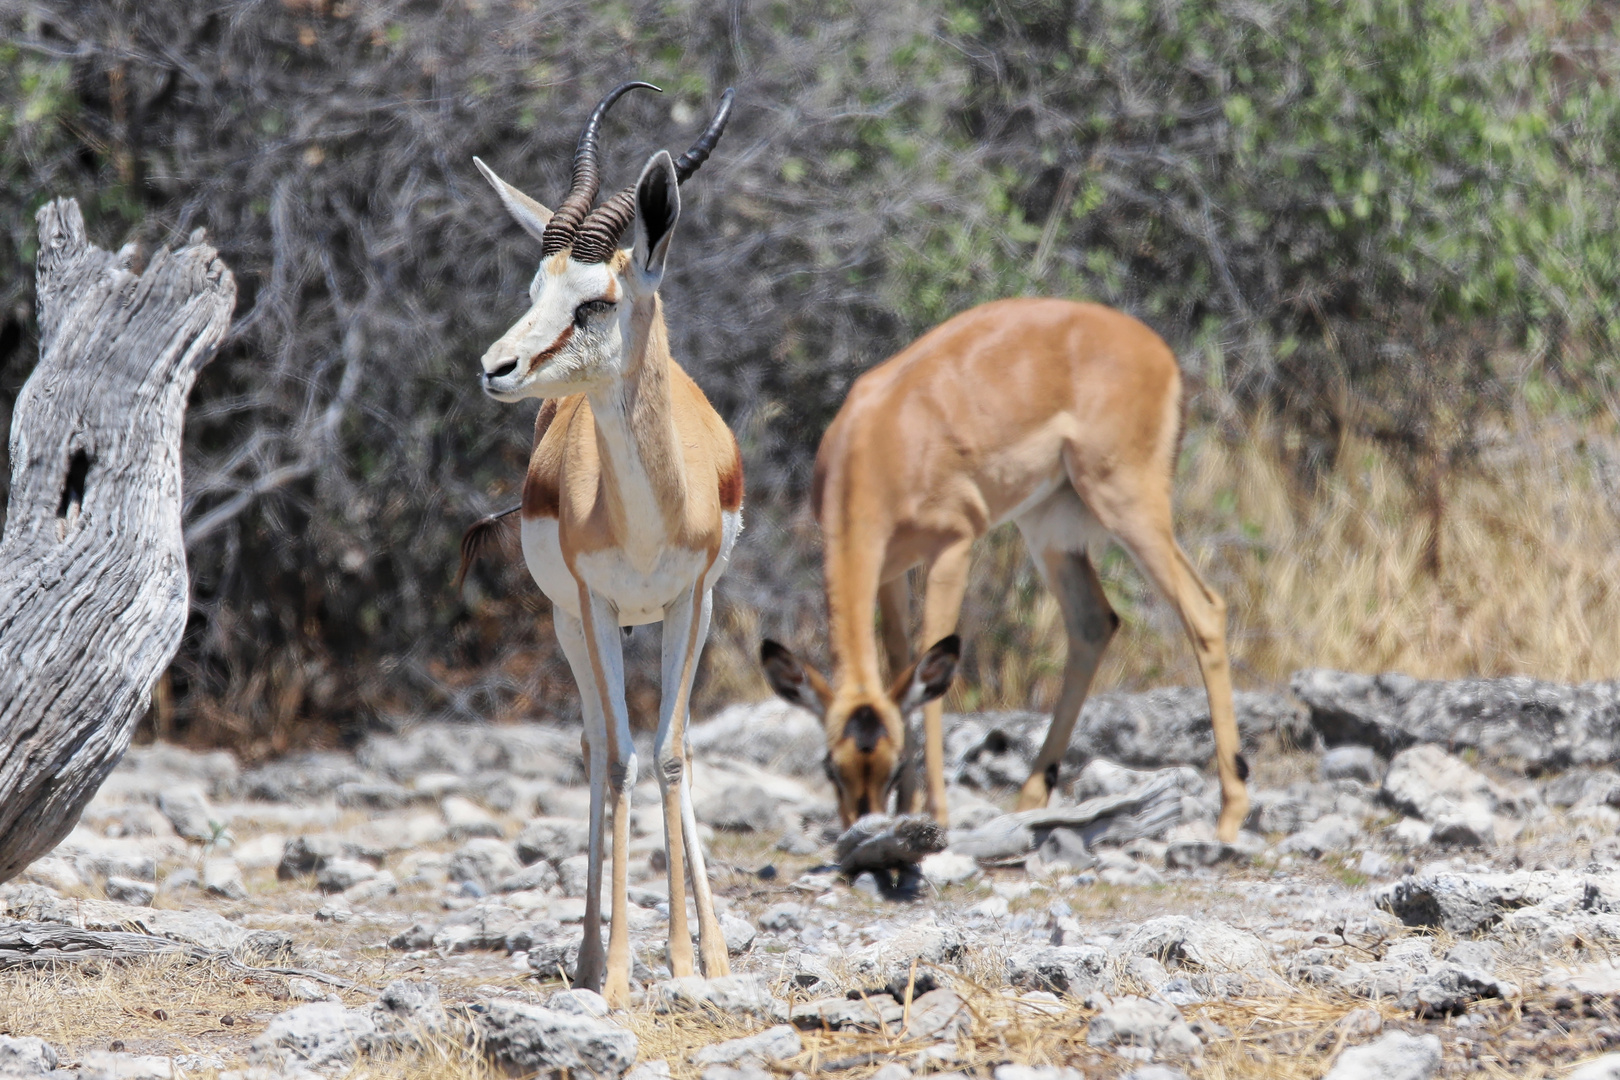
left=761, top=299, right=1250, bottom=841
left=458, top=82, right=741, bottom=1004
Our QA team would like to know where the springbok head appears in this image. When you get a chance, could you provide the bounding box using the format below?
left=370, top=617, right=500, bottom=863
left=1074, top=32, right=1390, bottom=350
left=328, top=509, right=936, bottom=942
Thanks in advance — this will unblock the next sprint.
left=760, top=635, right=960, bottom=825
left=475, top=82, right=734, bottom=402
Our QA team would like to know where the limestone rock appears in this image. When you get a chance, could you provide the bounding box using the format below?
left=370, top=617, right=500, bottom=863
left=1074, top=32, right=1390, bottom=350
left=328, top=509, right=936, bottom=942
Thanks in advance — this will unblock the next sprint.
left=516, top=817, right=591, bottom=865
left=690, top=1025, right=801, bottom=1066
left=1322, top=1031, right=1441, bottom=1080
left=1085, top=996, right=1202, bottom=1060
left=652, top=975, right=788, bottom=1021
left=0, top=1036, right=59, bottom=1075
left=1292, top=668, right=1620, bottom=771
left=478, top=999, right=637, bottom=1079
left=247, top=1001, right=377, bottom=1069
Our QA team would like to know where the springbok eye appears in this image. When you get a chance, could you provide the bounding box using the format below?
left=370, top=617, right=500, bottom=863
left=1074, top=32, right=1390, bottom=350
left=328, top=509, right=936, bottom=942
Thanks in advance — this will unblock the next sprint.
left=573, top=298, right=614, bottom=327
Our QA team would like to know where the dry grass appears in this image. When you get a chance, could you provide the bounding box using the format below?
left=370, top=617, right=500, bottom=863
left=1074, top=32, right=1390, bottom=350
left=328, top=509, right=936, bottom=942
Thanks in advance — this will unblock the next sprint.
left=738, top=414, right=1620, bottom=713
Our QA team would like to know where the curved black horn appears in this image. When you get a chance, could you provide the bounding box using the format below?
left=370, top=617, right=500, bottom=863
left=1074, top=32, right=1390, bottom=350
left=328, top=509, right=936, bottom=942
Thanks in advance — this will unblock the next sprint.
left=673, top=87, right=735, bottom=184
left=571, top=88, right=736, bottom=265
left=540, top=81, right=661, bottom=257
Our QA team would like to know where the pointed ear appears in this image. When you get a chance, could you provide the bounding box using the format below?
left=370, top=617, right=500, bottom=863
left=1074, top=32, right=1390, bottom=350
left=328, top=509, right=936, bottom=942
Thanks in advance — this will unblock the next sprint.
left=892, top=634, right=960, bottom=712
left=761, top=639, right=831, bottom=719
left=474, top=157, right=553, bottom=243
left=631, top=150, right=680, bottom=288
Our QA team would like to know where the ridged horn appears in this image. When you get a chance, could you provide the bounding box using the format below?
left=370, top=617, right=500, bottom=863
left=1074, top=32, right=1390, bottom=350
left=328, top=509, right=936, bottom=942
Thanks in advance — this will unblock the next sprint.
left=570, top=87, right=736, bottom=265
left=539, top=81, right=661, bottom=257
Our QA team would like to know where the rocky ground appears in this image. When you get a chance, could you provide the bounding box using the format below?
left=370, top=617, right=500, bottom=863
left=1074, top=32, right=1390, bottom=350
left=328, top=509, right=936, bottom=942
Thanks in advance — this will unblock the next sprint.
left=6, top=670, right=1620, bottom=1079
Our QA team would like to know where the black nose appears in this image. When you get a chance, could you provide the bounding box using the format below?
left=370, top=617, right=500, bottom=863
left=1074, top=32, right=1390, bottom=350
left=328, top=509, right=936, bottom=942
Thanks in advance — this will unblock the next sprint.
left=486, top=358, right=518, bottom=380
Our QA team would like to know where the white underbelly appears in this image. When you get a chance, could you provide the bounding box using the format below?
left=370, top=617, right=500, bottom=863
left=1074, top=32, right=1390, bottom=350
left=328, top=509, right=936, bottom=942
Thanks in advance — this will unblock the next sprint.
left=519, top=510, right=742, bottom=626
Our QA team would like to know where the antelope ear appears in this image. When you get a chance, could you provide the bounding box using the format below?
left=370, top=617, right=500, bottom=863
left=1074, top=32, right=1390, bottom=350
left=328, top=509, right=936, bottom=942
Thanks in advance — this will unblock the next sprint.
left=761, top=639, right=830, bottom=719
left=893, top=634, right=960, bottom=712
left=474, top=157, right=553, bottom=242
left=631, top=150, right=680, bottom=287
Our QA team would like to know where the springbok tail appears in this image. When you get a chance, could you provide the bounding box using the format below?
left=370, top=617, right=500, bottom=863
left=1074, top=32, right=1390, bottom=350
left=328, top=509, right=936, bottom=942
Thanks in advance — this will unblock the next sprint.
left=455, top=504, right=522, bottom=593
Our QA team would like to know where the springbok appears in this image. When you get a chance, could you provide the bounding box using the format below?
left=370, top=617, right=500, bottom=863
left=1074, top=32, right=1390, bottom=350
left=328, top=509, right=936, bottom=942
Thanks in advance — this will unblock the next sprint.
left=760, top=299, right=1250, bottom=841
left=458, top=82, right=741, bottom=1003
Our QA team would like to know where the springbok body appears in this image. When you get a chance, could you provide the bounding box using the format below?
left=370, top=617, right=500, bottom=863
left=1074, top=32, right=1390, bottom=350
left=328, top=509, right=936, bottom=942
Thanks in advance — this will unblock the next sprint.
left=461, top=83, right=740, bottom=1003
left=763, top=298, right=1250, bottom=841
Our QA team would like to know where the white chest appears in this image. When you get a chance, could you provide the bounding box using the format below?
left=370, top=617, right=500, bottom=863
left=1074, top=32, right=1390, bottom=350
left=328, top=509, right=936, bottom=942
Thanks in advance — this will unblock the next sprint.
left=520, top=516, right=725, bottom=626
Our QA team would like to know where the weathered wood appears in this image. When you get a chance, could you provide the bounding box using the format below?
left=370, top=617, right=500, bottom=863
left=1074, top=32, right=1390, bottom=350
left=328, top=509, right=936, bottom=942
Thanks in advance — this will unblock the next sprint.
left=0, top=921, right=367, bottom=990
left=0, top=199, right=234, bottom=883
left=835, top=814, right=947, bottom=874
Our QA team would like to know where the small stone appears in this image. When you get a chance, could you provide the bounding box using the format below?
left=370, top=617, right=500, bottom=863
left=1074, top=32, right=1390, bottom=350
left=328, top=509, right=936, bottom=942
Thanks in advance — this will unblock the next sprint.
left=558, top=854, right=592, bottom=897
left=203, top=858, right=247, bottom=900
left=515, top=817, right=591, bottom=865
left=918, top=851, right=978, bottom=886
left=158, top=788, right=217, bottom=843
left=247, top=1001, right=376, bottom=1069
left=776, top=831, right=821, bottom=856
left=389, top=922, right=435, bottom=950
left=696, top=784, right=783, bottom=834
left=478, top=999, right=637, bottom=1079
left=547, top=989, right=610, bottom=1017
left=721, top=913, right=757, bottom=954
left=371, top=979, right=447, bottom=1045
left=342, top=870, right=397, bottom=906
left=105, top=876, right=157, bottom=905
left=691, top=1025, right=802, bottom=1066
left=1569, top=1054, right=1620, bottom=1080
left=314, top=858, right=378, bottom=894
left=900, top=988, right=969, bottom=1041
left=76, top=1052, right=177, bottom=1080
left=993, top=1065, right=1085, bottom=1079
left=870, top=1064, right=914, bottom=1080
left=0, top=1035, right=61, bottom=1074
left=626, top=1062, right=673, bottom=1080
left=852, top=871, right=884, bottom=899
left=758, top=903, right=805, bottom=932
left=1122, top=1068, right=1192, bottom=1080
left=448, top=838, right=522, bottom=892
left=285, top=977, right=328, bottom=1002
left=1334, top=1008, right=1383, bottom=1039
left=442, top=795, right=504, bottom=840
left=1085, top=996, right=1202, bottom=1060
left=497, top=861, right=561, bottom=893
left=653, top=975, right=788, bottom=1021
left=335, top=781, right=411, bottom=810
left=1321, top=746, right=1382, bottom=784
left=1323, top=1031, right=1441, bottom=1080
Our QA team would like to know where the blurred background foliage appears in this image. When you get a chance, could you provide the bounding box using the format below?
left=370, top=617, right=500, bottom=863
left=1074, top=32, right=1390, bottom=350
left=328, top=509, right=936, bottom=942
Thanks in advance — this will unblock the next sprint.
left=0, top=0, right=1617, bottom=755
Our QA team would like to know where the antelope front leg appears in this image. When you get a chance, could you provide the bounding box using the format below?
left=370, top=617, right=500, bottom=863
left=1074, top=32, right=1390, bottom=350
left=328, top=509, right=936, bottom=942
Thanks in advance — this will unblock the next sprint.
left=660, top=580, right=731, bottom=976
left=578, top=588, right=638, bottom=1005
left=551, top=609, right=611, bottom=994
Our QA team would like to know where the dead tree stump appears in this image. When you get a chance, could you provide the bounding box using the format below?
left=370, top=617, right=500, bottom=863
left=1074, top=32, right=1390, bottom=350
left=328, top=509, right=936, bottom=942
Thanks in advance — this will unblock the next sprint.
left=0, top=198, right=234, bottom=883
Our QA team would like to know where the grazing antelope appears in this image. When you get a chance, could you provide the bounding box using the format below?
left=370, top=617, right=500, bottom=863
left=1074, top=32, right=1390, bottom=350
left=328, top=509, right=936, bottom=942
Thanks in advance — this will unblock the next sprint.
left=761, top=299, right=1250, bottom=841
left=458, top=82, right=741, bottom=1003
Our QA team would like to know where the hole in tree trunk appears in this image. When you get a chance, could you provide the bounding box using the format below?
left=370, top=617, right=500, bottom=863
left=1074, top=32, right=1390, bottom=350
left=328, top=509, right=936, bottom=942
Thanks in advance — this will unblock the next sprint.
left=56, top=448, right=91, bottom=529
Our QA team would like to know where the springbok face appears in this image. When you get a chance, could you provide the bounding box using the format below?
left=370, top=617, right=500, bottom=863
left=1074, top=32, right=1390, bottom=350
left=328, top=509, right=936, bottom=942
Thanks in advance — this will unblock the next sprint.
left=473, top=82, right=733, bottom=402
left=761, top=635, right=960, bottom=825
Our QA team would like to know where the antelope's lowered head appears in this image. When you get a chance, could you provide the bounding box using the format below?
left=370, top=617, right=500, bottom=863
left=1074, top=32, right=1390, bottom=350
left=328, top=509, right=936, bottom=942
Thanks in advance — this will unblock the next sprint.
left=760, top=635, right=959, bottom=825
left=474, top=82, right=733, bottom=402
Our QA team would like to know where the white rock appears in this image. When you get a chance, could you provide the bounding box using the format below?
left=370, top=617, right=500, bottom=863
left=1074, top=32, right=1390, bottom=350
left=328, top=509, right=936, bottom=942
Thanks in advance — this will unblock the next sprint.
left=690, top=1025, right=801, bottom=1066
left=1569, top=1053, right=1620, bottom=1080
left=232, top=833, right=286, bottom=871
left=448, top=838, right=522, bottom=891
left=1085, top=996, right=1202, bottom=1060
left=720, top=913, right=757, bottom=954
left=651, top=975, right=788, bottom=1021
left=248, top=1001, right=376, bottom=1069
left=77, top=1052, right=177, bottom=1080
left=203, top=857, right=247, bottom=900
left=478, top=999, right=637, bottom=1079
left=442, top=795, right=504, bottom=839
left=0, top=1035, right=60, bottom=1074
left=1278, top=814, right=1358, bottom=858
left=546, top=988, right=610, bottom=1017
left=1323, top=1031, right=1441, bottom=1080
left=919, top=851, right=979, bottom=886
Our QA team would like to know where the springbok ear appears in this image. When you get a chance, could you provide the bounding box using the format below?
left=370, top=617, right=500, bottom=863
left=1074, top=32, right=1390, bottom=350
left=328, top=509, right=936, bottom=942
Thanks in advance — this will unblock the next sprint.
left=631, top=150, right=680, bottom=286
left=761, top=639, right=831, bottom=719
left=893, top=634, right=960, bottom=712
left=474, top=157, right=553, bottom=243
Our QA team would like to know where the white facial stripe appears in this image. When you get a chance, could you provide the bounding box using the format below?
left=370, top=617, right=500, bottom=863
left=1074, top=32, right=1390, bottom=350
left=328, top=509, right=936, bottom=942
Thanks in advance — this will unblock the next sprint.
left=482, top=258, right=623, bottom=399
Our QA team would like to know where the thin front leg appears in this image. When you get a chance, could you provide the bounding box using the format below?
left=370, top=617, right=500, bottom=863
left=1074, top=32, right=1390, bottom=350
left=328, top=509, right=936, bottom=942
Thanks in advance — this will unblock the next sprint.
left=878, top=575, right=920, bottom=812
left=660, top=580, right=731, bottom=976
left=578, top=587, right=638, bottom=1005
left=552, top=609, right=610, bottom=993
left=919, top=538, right=974, bottom=827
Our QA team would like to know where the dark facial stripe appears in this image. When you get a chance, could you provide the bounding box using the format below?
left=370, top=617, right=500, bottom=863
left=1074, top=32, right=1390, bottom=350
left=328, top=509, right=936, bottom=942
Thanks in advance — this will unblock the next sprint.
left=525, top=324, right=575, bottom=376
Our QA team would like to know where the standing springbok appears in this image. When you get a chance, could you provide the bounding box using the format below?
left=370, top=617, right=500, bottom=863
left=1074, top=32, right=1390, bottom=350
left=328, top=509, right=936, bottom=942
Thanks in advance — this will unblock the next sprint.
left=760, top=299, right=1250, bottom=842
left=458, top=82, right=741, bottom=1004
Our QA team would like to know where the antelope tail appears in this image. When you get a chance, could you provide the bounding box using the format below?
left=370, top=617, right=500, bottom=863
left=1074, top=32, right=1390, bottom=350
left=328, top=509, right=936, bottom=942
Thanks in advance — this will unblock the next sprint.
left=455, top=504, right=521, bottom=594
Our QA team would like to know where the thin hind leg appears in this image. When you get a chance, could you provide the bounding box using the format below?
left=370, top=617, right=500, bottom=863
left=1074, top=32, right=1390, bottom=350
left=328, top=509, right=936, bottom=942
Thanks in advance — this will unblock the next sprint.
left=1071, top=462, right=1249, bottom=841
left=1015, top=543, right=1117, bottom=811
